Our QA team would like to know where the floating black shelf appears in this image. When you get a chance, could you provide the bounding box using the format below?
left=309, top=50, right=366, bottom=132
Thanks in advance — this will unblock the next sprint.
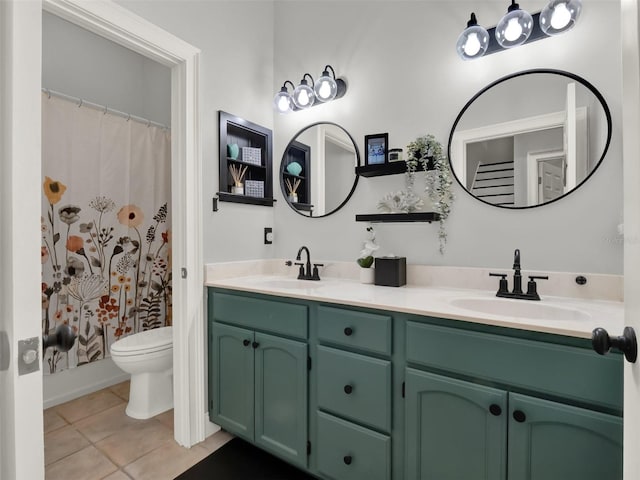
left=356, top=162, right=407, bottom=177
left=356, top=159, right=435, bottom=178
left=292, top=202, right=313, bottom=212
left=217, top=192, right=275, bottom=207
left=355, top=212, right=440, bottom=223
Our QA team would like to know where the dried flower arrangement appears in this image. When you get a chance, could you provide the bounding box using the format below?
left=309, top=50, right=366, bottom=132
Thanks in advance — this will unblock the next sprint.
left=229, top=164, right=248, bottom=187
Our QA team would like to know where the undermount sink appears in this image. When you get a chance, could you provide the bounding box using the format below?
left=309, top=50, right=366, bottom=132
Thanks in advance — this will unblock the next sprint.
left=250, top=278, right=324, bottom=290
left=449, top=297, right=591, bottom=322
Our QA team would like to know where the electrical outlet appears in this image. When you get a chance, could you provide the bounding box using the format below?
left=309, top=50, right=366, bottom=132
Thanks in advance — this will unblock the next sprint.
left=264, top=227, right=273, bottom=245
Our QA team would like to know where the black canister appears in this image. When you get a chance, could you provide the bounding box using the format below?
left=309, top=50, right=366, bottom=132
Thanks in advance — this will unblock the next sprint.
left=374, top=257, right=407, bottom=287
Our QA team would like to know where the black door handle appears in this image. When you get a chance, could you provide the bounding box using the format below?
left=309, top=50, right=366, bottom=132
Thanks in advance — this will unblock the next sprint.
left=592, top=327, right=637, bottom=363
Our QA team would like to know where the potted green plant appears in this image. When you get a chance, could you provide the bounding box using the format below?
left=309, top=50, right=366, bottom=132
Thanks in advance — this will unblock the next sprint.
left=405, top=134, right=454, bottom=254
left=357, top=226, right=378, bottom=284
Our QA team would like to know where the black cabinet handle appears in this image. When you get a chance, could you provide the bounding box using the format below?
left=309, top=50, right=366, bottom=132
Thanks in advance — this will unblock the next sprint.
left=344, top=384, right=353, bottom=394
left=489, top=404, right=502, bottom=416
left=252, top=341, right=260, bottom=349
left=243, top=339, right=250, bottom=347
left=592, top=327, right=637, bottom=363
left=344, top=327, right=353, bottom=336
left=343, top=455, right=352, bottom=465
left=513, top=410, right=526, bottom=423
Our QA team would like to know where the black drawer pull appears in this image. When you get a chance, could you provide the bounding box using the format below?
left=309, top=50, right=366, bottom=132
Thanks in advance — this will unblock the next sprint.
left=344, top=384, right=353, bottom=395
left=489, top=404, right=502, bottom=416
left=243, top=339, right=250, bottom=347
left=344, top=327, right=353, bottom=336
left=513, top=410, right=526, bottom=423
left=252, top=341, right=260, bottom=349
left=343, top=455, right=352, bottom=465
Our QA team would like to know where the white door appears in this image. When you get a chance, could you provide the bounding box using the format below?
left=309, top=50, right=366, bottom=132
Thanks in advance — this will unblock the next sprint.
left=564, top=81, right=578, bottom=191
left=0, top=1, right=46, bottom=479
left=538, top=158, right=564, bottom=204
left=622, top=0, right=640, bottom=478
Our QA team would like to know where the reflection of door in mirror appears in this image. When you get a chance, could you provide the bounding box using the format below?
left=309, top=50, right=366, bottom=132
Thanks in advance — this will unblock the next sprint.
left=281, top=122, right=360, bottom=218
left=456, top=83, right=588, bottom=207
left=449, top=71, right=609, bottom=209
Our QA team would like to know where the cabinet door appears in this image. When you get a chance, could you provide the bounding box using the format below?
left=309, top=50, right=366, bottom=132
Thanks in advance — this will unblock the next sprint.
left=210, top=323, right=254, bottom=439
left=254, top=332, right=308, bottom=469
left=508, top=393, right=622, bottom=480
left=405, top=368, right=507, bottom=480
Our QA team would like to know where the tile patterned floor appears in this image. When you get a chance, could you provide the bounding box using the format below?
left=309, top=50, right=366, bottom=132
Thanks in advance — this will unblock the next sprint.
left=44, top=382, right=233, bottom=480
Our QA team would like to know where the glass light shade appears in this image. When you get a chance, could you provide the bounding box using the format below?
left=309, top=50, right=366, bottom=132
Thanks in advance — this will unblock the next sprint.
left=314, top=74, right=338, bottom=102
left=539, top=0, right=582, bottom=35
left=273, top=89, right=292, bottom=114
left=456, top=25, right=489, bottom=60
left=495, top=4, right=533, bottom=48
left=292, top=81, right=315, bottom=109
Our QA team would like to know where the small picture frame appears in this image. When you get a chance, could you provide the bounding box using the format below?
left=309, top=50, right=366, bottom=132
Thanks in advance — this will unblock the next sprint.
left=364, top=133, right=388, bottom=166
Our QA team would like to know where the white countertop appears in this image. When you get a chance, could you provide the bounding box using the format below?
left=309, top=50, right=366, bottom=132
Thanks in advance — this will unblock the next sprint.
left=206, top=274, right=624, bottom=339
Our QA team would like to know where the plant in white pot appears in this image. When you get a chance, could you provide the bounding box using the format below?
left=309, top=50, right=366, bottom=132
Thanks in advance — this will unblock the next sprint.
left=357, top=226, right=379, bottom=284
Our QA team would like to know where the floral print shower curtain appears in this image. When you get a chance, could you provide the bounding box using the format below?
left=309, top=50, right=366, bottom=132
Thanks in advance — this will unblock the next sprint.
left=41, top=93, right=172, bottom=374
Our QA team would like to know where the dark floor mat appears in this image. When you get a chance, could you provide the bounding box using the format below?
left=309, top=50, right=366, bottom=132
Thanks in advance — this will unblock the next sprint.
left=175, top=437, right=317, bottom=480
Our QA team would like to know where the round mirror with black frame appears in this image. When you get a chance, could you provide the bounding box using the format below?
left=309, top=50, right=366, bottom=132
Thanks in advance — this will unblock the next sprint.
left=448, top=69, right=612, bottom=209
left=280, top=122, right=360, bottom=218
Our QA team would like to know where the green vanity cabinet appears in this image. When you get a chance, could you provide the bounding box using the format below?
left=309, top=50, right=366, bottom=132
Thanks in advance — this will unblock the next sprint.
left=508, top=393, right=622, bottom=480
left=405, top=320, right=623, bottom=480
left=207, top=288, right=623, bottom=479
left=209, top=290, right=309, bottom=469
left=405, top=368, right=508, bottom=480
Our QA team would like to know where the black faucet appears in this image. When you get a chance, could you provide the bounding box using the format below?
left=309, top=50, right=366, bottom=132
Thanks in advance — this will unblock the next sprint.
left=295, top=246, right=323, bottom=281
left=489, top=249, right=548, bottom=301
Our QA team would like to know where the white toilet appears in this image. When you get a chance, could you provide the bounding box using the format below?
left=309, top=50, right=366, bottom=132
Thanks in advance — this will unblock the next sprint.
left=110, top=326, right=173, bottom=419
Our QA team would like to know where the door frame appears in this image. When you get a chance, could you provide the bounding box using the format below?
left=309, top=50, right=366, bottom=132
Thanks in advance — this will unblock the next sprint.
left=42, top=0, right=205, bottom=448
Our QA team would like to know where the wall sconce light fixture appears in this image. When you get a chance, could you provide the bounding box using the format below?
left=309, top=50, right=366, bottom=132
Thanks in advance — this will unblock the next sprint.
left=274, top=65, right=347, bottom=114
left=457, top=0, right=582, bottom=61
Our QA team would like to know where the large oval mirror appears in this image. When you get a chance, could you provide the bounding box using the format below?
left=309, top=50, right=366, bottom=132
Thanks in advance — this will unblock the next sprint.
left=448, top=69, right=611, bottom=209
left=280, top=122, right=359, bottom=217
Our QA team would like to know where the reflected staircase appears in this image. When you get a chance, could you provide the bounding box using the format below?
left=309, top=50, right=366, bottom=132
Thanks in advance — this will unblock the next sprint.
left=470, top=161, right=515, bottom=206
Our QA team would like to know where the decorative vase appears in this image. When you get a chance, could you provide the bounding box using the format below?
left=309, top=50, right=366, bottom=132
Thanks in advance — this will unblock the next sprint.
left=288, top=193, right=298, bottom=203
left=286, top=161, right=303, bottom=176
left=227, top=143, right=239, bottom=160
left=231, top=184, right=244, bottom=195
left=359, top=268, right=375, bottom=284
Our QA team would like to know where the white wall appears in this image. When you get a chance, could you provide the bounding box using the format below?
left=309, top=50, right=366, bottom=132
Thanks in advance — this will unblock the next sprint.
left=273, top=0, right=623, bottom=274
left=115, top=0, right=276, bottom=263
left=42, top=11, right=171, bottom=125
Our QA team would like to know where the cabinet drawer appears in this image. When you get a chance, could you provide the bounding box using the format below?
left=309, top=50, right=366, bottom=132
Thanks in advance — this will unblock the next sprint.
left=317, top=411, right=391, bottom=480
left=317, top=346, right=391, bottom=432
left=406, top=321, right=623, bottom=411
left=317, top=305, right=391, bottom=356
left=211, top=291, right=307, bottom=339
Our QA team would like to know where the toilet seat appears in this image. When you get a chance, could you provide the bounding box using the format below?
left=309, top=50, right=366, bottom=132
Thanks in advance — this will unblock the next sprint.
left=111, top=326, right=172, bottom=356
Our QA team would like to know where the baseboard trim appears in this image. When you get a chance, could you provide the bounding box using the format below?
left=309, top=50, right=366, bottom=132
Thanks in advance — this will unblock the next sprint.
left=43, top=359, right=129, bottom=409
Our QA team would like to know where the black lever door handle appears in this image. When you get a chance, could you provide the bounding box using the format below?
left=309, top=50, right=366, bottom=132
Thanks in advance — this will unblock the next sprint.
left=592, top=327, right=637, bottom=363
